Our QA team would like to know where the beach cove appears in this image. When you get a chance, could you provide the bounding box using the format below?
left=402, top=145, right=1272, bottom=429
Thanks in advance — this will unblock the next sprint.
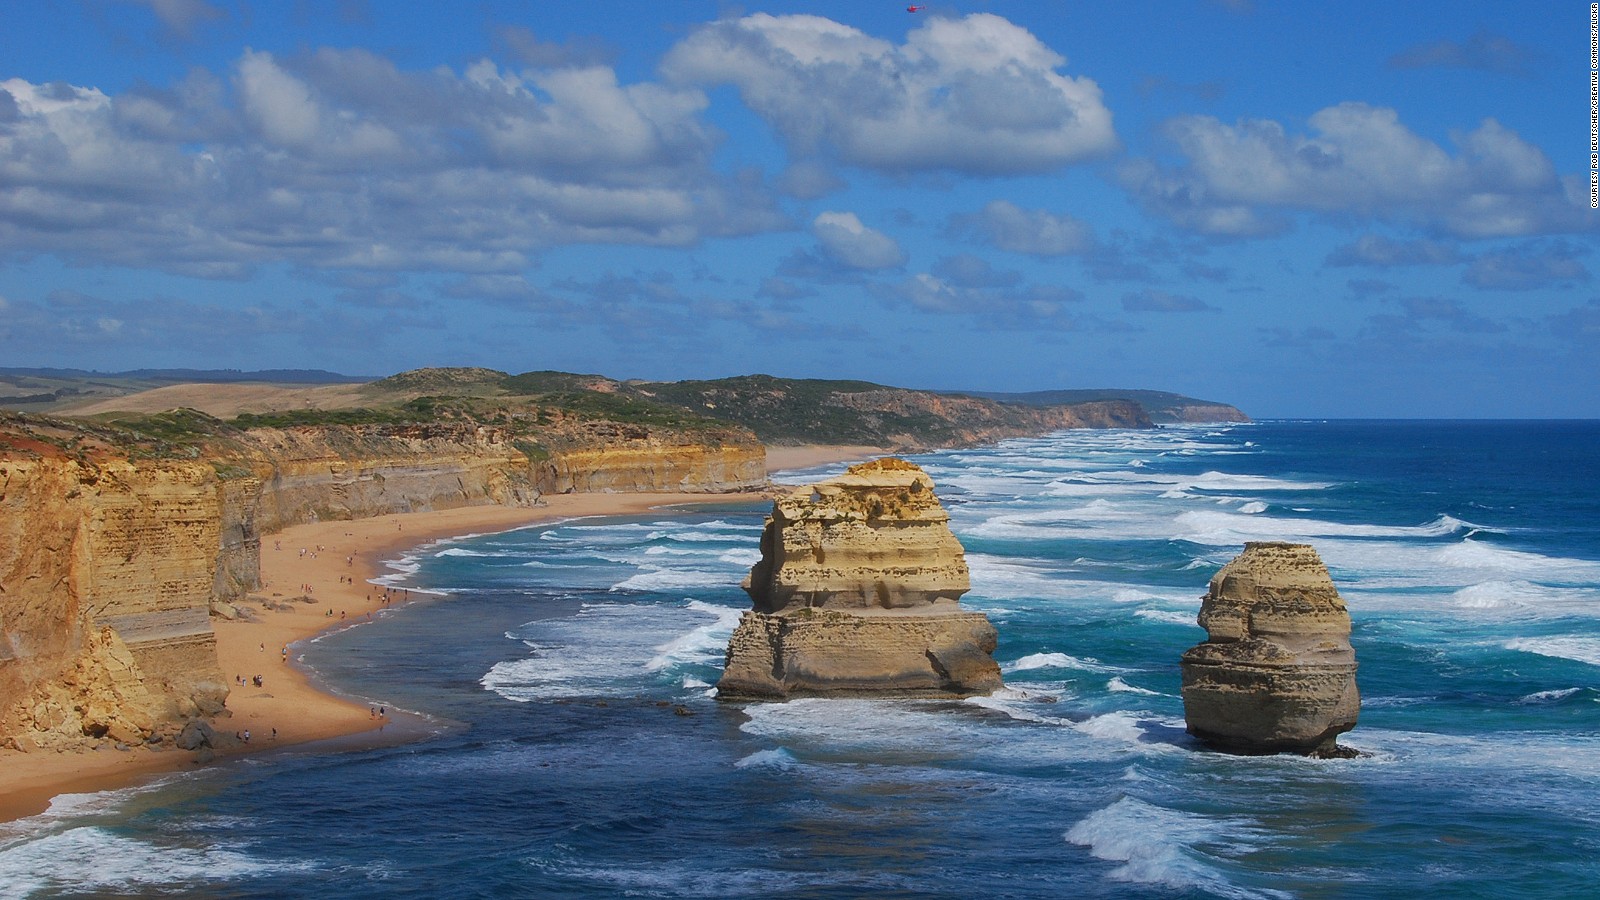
left=0, top=445, right=882, bottom=824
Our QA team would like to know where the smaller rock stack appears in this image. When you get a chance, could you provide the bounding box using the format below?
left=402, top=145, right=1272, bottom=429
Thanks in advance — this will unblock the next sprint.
left=717, top=458, right=1002, bottom=700
left=1180, top=542, right=1359, bottom=757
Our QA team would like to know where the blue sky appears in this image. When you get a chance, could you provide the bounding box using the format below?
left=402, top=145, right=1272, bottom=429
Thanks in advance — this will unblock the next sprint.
left=1, top=1, right=1595, bottom=417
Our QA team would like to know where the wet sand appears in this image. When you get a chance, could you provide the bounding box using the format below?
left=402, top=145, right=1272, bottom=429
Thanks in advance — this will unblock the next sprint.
left=0, top=444, right=882, bottom=823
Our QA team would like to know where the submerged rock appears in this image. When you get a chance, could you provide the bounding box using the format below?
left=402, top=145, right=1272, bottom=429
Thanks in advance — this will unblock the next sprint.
left=718, top=458, right=1002, bottom=700
left=1180, top=542, right=1360, bottom=756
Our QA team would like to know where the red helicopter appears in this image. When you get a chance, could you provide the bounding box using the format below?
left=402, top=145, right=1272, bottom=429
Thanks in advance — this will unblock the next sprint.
left=907, top=4, right=925, bottom=11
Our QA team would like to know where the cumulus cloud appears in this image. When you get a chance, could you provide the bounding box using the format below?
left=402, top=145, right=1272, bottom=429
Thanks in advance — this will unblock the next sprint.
left=949, top=200, right=1094, bottom=256
left=1462, top=241, right=1590, bottom=290
left=1389, top=31, right=1535, bottom=76
left=811, top=211, right=906, bottom=270
left=0, top=47, right=784, bottom=278
left=662, top=12, right=1116, bottom=175
left=878, top=272, right=1083, bottom=328
left=1122, top=103, right=1590, bottom=238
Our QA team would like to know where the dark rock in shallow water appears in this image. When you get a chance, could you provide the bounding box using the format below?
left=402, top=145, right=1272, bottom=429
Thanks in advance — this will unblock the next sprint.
left=1180, top=542, right=1359, bottom=756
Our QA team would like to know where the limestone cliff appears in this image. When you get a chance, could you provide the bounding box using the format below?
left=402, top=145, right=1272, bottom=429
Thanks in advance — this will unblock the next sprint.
left=0, top=446, right=229, bottom=750
left=1180, top=542, right=1360, bottom=756
left=538, top=422, right=765, bottom=494
left=0, top=410, right=765, bottom=752
left=720, top=458, right=1002, bottom=700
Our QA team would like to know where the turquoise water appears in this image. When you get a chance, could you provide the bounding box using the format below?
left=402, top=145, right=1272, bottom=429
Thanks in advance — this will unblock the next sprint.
left=2, top=421, right=1597, bottom=898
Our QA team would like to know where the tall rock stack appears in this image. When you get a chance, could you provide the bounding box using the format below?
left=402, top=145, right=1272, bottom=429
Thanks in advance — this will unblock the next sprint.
left=718, top=458, right=1002, bottom=700
left=1180, top=542, right=1360, bottom=757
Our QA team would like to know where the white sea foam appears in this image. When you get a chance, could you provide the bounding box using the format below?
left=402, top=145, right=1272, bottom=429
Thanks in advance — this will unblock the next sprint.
left=734, top=748, right=800, bottom=769
left=1074, top=711, right=1148, bottom=743
left=1238, top=501, right=1268, bottom=514
left=1064, top=797, right=1287, bottom=899
left=482, top=600, right=737, bottom=701
left=963, top=694, right=1073, bottom=725
left=718, top=548, right=762, bottom=566
left=1107, top=677, right=1163, bottom=696
left=1005, top=652, right=1126, bottom=674
left=645, top=601, right=743, bottom=672
left=1505, top=636, right=1600, bottom=667
left=1134, top=609, right=1199, bottom=627
left=610, top=567, right=728, bottom=592
left=642, top=546, right=701, bottom=556
left=0, top=826, right=310, bottom=896
left=434, top=547, right=494, bottom=557
left=1517, top=687, right=1584, bottom=704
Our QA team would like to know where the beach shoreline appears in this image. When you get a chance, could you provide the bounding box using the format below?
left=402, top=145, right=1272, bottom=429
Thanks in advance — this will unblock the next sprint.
left=0, top=444, right=883, bottom=824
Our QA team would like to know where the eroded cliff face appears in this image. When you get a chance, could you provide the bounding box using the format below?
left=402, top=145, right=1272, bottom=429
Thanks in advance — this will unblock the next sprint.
left=720, top=459, right=1002, bottom=700
left=1180, top=542, right=1360, bottom=756
left=743, top=457, right=970, bottom=613
left=0, top=450, right=228, bottom=750
left=540, top=422, right=765, bottom=494
left=245, top=423, right=548, bottom=535
left=0, top=415, right=766, bottom=752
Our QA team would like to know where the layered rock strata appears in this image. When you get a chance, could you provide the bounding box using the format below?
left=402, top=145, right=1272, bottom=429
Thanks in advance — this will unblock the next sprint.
left=718, top=458, right=1002, bottom=699
left=1, top=416, right=765, bottom=751
left=1180, top=542, right=1360, bottom=756
left=0, top=454, right=229, bottom=750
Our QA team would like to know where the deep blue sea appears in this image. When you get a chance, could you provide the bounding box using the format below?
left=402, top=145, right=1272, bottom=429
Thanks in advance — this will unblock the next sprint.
left=4, top=421, right=1599, bottom=899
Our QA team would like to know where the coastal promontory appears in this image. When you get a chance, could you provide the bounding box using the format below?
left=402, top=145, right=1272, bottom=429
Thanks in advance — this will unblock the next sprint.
left=718, top=458, right=1002, bottom=699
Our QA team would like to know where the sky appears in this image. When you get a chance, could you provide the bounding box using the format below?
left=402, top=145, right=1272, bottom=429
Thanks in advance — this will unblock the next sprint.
left=1, top=1, right=1596, bottom=417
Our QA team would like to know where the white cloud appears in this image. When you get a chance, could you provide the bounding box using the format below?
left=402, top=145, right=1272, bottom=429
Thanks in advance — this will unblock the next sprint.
left=1123, top=102, right=1590, bottom=238
left=0, top=48, right=782, bottom=278
left=662, top=12, right=1115, bottom=175
left=237, top=51, right=326, bottom=148
left=878, top=272, right=1084, bottom=327
left=811, top=211, right=906, bottom=270
left=951, top=200, right=1093, bottom=256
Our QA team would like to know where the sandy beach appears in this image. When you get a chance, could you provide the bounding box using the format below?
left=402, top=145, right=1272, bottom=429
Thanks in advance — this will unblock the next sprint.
left=0, top=444, right=883, bottom=823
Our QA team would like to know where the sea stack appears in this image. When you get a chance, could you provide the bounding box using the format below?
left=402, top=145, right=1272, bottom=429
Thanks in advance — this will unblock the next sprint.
left=717, top=458, right=1002, bottom=700
left=1180, top=542, right=1360, bottom=757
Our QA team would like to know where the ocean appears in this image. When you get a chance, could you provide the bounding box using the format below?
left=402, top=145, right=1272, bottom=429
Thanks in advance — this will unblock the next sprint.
left=3, top=420, right=1598, bottom=898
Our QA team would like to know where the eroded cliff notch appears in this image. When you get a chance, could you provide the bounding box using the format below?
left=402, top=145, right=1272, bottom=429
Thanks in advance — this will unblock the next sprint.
left=719, top=458, right=1002, bottom=700
left=1180, top=542, right=1360, bottom=757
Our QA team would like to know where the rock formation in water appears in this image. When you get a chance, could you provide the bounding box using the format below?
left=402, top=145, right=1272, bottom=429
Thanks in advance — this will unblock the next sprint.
left=718, top=458, right=1002, bottom=699
left=1180, top=542, right=1359, bottom=756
